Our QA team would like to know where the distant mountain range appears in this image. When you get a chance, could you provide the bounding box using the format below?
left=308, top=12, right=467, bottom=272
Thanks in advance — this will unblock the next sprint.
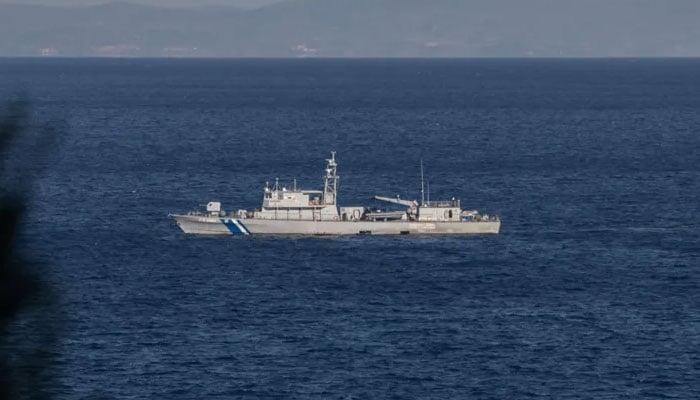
left=1, top=0, right=699, bottom=57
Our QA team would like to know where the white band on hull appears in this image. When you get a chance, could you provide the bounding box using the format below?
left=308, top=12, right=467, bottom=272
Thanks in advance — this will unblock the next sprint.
left=171, top=214, right=500, bottom=236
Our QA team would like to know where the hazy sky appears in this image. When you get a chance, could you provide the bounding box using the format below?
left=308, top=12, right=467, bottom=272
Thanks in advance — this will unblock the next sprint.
left=2, top=0, right=699, bottom=57
left=0, top=0, right=287, bottom=7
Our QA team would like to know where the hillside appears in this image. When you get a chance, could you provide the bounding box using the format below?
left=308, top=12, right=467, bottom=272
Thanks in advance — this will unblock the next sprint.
left=1, top=0, right=699, bottom=57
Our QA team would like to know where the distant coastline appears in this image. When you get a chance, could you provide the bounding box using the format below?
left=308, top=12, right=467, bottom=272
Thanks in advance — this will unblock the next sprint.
left=1, top=0, right=699, bottom=58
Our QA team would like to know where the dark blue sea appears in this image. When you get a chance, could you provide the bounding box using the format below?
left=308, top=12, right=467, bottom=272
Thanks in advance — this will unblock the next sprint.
left=1, top=58, right=699, bottom=399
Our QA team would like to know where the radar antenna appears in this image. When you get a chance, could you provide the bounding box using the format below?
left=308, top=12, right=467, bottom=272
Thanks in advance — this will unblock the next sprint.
left=323, top=151, right=338, bottom=205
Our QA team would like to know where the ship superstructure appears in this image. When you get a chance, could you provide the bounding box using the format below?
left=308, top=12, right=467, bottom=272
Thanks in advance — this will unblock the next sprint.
left=170, top=152, right=500, bottom=235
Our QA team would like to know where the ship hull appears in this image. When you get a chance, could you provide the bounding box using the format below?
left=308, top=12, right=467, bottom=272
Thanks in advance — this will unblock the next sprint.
left=171, top=214, right=500, bottom=236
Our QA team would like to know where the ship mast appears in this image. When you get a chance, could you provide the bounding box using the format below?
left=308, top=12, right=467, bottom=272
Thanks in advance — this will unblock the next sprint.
left=420, top=159, right=425, bottom=206
left=323, top=151, right=338, bottom=205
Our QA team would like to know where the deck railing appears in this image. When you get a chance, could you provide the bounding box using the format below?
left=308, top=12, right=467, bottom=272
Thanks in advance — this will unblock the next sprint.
left=423, top=200, right=460, bottom=208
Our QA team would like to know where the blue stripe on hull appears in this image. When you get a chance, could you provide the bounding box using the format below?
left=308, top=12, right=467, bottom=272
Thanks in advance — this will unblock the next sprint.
left=237, top=220, right=251, bottom=235
left=220, top=219, right=243, bottom=235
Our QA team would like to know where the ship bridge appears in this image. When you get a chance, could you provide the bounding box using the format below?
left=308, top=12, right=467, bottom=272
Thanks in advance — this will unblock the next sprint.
left=263, top=187, right=324, bottom=209
left=254, top=154, right=341, bottom=221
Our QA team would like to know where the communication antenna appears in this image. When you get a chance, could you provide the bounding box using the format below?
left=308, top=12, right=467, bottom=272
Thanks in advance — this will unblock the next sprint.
left=420, top=159, right=425, bottom=206
left=427, top=180, right=430, bottom=203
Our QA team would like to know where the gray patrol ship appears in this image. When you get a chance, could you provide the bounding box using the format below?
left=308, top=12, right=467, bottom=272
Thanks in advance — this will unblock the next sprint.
left=170, top=152, right=500, bottom=235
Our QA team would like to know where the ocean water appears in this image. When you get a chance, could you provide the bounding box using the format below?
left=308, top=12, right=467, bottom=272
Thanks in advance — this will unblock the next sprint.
left=1, top=58, right=699, bottom=399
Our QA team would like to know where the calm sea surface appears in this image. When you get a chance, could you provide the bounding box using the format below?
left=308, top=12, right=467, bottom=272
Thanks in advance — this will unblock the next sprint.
left=1, top=58, right=699, bottom=399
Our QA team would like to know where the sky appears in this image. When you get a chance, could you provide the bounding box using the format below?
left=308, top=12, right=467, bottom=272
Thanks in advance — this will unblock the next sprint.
left=1, top=0, right=699, bottom=57
left=0, top=0, right=287, bottom=7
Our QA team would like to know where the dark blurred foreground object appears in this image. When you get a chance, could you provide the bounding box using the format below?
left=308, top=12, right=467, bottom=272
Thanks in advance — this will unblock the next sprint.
left=0, top=101, right=63, bottom=400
